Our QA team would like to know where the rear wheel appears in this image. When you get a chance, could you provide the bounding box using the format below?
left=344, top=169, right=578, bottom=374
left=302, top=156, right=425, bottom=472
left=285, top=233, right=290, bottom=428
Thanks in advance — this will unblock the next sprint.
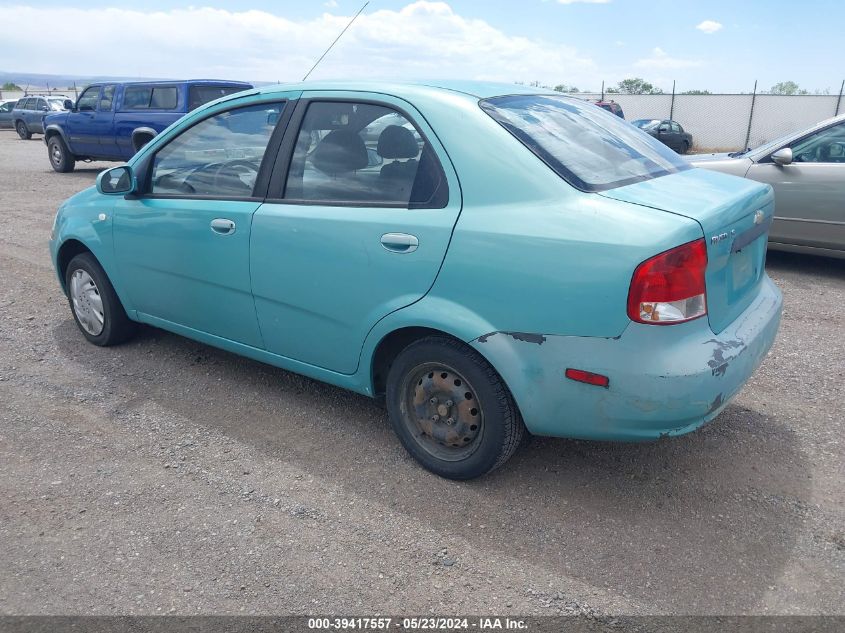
left=16, top=121, right=31, bottom=140
left=48, top=135, right=76, bottom=173
left=680, top=140, right=690, bottom=154
left=65, top=253, right=136, bottom=346
left=386, top=336, right=525, bottom=479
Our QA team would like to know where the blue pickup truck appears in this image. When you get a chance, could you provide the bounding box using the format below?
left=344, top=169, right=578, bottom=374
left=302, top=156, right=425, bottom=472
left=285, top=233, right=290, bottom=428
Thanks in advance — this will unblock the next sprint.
left=43, top=79, right=252, bottom=172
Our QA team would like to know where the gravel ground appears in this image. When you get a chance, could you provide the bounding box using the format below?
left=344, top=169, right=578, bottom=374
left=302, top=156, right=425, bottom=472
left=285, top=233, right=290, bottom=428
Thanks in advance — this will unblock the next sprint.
left=0, top=130, right=842, bottom=616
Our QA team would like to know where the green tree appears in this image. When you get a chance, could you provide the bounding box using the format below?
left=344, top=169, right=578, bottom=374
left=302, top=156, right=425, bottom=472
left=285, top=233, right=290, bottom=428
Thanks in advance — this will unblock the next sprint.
left=612, top=78, right=663, bottom=94
left=553, top=84, right=580, bottom=93
left=769, top=81, right=808, bottom=95
left=2, top=81, right=22, bottom=91
left=682, top=89, right=711, bottom=95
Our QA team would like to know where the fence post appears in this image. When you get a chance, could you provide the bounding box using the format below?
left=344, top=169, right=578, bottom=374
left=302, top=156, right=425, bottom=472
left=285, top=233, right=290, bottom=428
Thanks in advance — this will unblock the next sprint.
left=601, top=80, right=605, bottom=101
left=835, top=80, right=844, bottom=116
left=744, top=80, right=757, bottom=150
left=669, top=80, right=675, bottom=119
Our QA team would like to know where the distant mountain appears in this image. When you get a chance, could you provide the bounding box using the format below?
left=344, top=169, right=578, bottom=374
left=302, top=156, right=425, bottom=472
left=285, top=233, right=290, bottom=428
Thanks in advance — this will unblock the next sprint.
left=0, top=71, right=270, bottom=90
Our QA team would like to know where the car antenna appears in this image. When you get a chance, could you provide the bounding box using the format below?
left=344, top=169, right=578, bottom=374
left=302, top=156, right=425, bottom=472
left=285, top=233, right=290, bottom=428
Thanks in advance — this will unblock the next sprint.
left=302, top=1, right=369, bottom=81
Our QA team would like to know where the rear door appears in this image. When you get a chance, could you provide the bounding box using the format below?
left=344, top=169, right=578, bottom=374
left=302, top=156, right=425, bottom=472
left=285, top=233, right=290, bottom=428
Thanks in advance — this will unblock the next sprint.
left=251, top=93, right=461, bottom=374
left=746, top=120, right=845, bottom=251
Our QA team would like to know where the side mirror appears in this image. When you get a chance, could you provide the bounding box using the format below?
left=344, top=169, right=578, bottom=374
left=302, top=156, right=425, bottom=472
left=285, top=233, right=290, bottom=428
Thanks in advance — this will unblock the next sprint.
left=41, top=105, right=49, bottom=112
left=771, top=147, right=793, bottom=166
left=64, top=99, right=74, bottom=110
left=96, top=165, right=136, bottom=195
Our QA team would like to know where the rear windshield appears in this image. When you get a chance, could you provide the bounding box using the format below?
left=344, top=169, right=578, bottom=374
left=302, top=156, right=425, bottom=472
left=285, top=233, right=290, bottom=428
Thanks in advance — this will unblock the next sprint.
left=480, top=94, right=690, bottom=192
left=188, top=85, right=247, bottom=111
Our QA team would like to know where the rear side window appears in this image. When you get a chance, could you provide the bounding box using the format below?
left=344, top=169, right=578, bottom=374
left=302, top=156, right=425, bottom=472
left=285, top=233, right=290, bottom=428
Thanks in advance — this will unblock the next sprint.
left=189, top=85, right=247, bottom=111
left=480, top=94, right=690, bottom=192
left=283, top=101, right=447, bottom=208
left=23, top=98, right=36, bottom=110
left=123, top=85, right=178, bottom=110
left=99, top=85, right=116, bottom=111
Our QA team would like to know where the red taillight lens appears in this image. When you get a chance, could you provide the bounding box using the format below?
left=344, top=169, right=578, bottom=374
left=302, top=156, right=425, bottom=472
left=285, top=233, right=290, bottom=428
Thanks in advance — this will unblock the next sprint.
left=627, top=239, right=708, bottom=325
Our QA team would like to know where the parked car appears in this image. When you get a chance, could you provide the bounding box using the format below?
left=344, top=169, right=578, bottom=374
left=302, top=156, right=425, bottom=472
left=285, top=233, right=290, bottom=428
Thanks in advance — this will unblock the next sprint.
left=632, top=119, right=693, bottom=153
left=50, top=81, right=782, bottom=479
left=43, top=79, right=253, bottom=172
left=0, top=98, right=17, bottom=129
left=594, top=100, right=625, bottom=118
left=12, top=95, right=70, bottom=138
left=691, top=113, right=845, bottom=258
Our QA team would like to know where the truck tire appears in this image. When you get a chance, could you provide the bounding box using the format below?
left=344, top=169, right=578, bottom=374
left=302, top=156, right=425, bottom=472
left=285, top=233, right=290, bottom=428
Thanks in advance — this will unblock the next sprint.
left=16, top=121, right=32, bottom=140
left=48, top=135, right=76, bottom=173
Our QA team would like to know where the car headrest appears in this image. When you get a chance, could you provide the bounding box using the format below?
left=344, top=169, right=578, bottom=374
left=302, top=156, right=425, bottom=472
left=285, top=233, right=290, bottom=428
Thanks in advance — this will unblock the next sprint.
left=311, top=130, right=368, bottom=175
left=377, top=125, right=418, bottom=159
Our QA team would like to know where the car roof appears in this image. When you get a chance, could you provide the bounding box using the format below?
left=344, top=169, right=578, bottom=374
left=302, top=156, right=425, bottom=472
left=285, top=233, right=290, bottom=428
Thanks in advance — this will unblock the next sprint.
left=83, top=79, right=252, bottom=87
left=255, top=79, right=558, bottom=100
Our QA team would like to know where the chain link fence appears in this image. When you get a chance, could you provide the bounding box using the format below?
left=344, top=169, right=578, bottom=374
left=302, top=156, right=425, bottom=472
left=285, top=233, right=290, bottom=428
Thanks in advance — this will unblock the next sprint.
left=559, top=86, right=844, bottom=152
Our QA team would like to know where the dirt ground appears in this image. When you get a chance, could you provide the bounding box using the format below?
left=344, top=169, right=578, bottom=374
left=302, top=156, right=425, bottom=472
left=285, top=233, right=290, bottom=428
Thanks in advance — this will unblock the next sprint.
left=0, top=130, right=842, bottom=616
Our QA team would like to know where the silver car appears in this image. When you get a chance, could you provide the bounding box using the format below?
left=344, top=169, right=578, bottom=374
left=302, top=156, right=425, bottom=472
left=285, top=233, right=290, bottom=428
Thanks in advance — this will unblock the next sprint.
left=691, top=113, right=845, bottom=258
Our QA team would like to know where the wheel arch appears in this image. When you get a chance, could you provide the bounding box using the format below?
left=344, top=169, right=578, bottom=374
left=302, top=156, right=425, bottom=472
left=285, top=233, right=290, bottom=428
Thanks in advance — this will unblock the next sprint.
left=44, top=124, right=68, bottom=144
left=56, top=239, right=94, bottom=293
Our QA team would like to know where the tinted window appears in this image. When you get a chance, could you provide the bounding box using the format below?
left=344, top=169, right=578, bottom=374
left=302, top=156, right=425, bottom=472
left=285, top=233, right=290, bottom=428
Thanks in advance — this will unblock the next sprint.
left=671, top=122, right=681, bottom=133
left=481, top=95, right=690, bottom=191
left=99, top=85, right=116, bottom=111
left=283, top=101, right=446, bottom=207
left=77, top=87, right=100, bottom=112
left=189, top=85, right=247, bottom=111
left=151, top=86, right=178, bottom=109
left=23, top=98, right=36, bottom=110
left=123, top=86, right=151, bottom=109
left=36, top=99, right=47, bottom=111
left=0, top=102, right=13, bottom=112
left=150, top=102, right=285, bottom=197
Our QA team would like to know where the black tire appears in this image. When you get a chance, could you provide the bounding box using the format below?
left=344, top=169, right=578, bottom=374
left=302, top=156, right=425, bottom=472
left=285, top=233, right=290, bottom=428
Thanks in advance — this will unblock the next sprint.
left=64, top=253, right=136, bottom=346
left=16, top=121, right=31, bottom=140
left=386, top=336, right=525, bottom=480
left=48, top=135, right=76, bottom=173
left=681, top=140, right=690, bottom=154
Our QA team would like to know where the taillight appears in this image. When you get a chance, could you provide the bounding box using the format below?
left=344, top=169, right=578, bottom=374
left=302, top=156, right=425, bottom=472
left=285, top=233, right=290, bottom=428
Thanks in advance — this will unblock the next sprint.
left=627, top=239, right=707, bottom=325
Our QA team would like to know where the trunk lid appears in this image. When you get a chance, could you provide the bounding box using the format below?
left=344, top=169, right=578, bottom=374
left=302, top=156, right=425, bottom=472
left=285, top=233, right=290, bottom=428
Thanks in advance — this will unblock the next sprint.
left=600, top=168, right=774, bottom=334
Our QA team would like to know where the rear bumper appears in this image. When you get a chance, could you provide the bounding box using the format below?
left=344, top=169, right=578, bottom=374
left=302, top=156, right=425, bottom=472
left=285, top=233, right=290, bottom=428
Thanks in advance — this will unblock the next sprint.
left=471, top=275, right=782, bottom=441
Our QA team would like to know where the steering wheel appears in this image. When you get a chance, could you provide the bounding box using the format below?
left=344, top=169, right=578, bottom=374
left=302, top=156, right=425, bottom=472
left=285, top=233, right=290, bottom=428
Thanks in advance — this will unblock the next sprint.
left=211, top=159, right=261, bottom=192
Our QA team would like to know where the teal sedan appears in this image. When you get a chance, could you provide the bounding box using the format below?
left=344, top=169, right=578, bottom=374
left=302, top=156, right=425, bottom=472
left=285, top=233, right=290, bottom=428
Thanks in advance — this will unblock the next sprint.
left=50, top=81, right=782, bottom=479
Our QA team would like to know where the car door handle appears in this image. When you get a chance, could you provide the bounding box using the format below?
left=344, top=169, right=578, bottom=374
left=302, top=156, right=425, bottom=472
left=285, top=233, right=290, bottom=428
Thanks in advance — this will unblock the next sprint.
left=210, top=218, right=236, bottom=235
left=380, top=233, right=418, bottom=253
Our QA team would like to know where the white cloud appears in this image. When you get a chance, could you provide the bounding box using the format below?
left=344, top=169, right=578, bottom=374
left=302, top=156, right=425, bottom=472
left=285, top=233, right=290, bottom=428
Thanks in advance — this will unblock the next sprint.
left=634, top=47, right=703, bottom=70
left=0, top=2, right=597, bottom=86
left=695, top=20, right=723, bottom=34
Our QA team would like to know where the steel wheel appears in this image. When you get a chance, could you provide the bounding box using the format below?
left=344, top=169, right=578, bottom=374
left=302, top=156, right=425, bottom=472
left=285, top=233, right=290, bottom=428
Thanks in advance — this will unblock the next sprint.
left=69, top=269, right=104, bottom=336
left=399, top=362, right=484, bottom=462
left=50, top=140, right=64, bottom=166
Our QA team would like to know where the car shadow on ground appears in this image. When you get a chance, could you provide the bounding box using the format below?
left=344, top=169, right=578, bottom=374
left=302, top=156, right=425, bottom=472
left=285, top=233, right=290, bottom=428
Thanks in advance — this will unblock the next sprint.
left=766, top=250, right=845, bottom=280
left=54, top=315, right=810, bottom=613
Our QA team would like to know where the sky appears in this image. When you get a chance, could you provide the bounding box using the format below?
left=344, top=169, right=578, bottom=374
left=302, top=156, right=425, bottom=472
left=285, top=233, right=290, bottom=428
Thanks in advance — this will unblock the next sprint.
left=0, top=0, right=842, bottom=94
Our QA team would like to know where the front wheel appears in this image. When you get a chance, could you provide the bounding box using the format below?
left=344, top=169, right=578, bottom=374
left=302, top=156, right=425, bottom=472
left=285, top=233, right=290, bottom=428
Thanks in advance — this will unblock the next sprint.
left=16, top=121, right=31, bottom=140
left=65, top=253, right=136, bottom=346
left=386, top=336, right=525, bottom=479
left=48, top=136, right=76, bottom=173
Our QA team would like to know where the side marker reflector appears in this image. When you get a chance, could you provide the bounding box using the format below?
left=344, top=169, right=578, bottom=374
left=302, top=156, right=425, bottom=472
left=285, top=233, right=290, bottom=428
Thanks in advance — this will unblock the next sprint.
left=565, top=368, right=610, bottom=389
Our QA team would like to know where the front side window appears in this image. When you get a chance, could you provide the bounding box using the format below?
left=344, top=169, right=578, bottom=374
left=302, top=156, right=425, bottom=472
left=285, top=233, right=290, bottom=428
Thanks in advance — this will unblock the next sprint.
left=48, top=99, right=66, bottom=111
left=0, top=102, right=13, bottom=113
left=77, top=87, right=100, bottom=112
left=283, top=101, right=446, bottom=207
left=481, top=94, right=690, bottom=192
left=150, top=102, right=285, bottom=197
left=99, top=85, right=116, bottom=111
left=790, top=122, right=845, bottom=163
left=671, top=122, right=681, bottom=133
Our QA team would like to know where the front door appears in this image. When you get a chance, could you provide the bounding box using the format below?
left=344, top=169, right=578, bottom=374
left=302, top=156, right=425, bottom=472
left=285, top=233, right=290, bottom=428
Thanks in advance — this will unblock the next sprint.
left=747, top=121, right=845, bottom=250
left=251, top=95, right=461, bottom=374
left=65, top=85, right=102, bottom=154
left=112, top=100, right=289, bottom=348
